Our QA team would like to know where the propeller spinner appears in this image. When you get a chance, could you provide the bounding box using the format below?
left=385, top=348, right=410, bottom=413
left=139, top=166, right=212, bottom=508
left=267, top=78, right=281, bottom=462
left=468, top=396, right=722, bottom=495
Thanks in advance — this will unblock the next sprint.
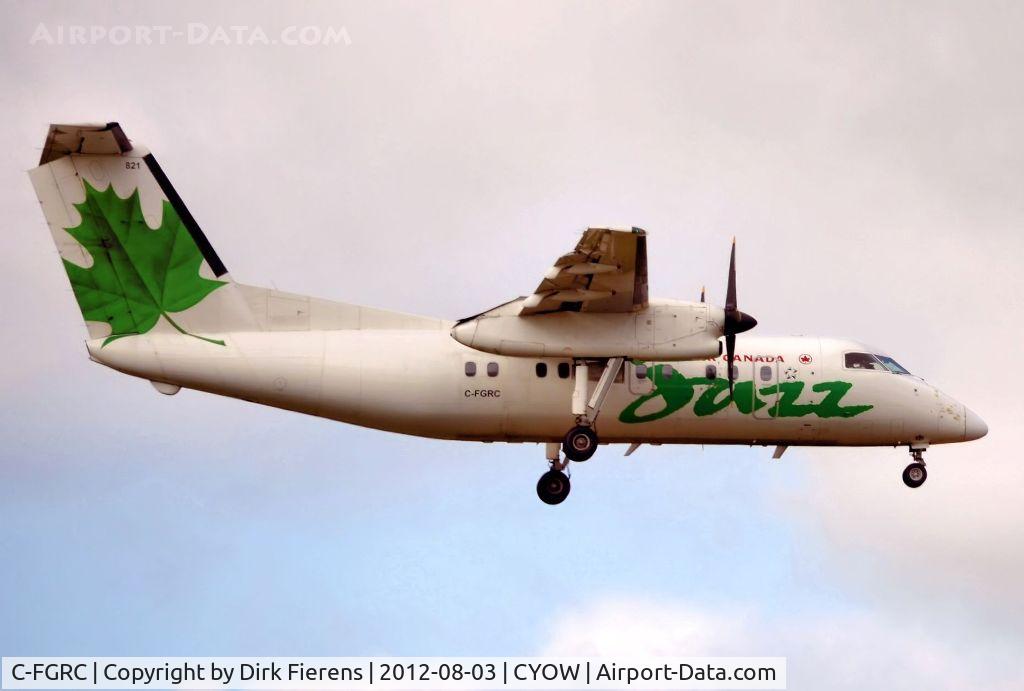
left=722, top=239, right=758, bottom=396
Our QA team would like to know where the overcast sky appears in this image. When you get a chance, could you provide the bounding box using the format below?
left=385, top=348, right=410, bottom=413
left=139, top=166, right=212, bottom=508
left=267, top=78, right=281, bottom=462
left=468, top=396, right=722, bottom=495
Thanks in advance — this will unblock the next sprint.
left=1, top=2, right=1022, bottom=689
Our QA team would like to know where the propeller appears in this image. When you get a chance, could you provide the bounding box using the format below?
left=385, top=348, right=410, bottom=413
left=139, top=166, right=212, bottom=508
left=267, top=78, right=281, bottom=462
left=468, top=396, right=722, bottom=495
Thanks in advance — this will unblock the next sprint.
left=722, top=239, right=758, bottom=396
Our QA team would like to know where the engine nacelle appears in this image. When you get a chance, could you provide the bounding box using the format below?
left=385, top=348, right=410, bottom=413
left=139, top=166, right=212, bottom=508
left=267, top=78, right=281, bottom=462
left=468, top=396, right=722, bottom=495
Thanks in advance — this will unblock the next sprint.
left=451, top=299, right=724, bottom=361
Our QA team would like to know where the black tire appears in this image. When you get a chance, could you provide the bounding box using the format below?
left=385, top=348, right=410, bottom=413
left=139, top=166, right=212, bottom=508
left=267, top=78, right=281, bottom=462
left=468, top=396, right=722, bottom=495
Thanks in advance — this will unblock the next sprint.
left=537, top=470, right=571, bottom=505
left=562, top=425, right=599, bottom=462
left=902, top=462, right=927, bottom=488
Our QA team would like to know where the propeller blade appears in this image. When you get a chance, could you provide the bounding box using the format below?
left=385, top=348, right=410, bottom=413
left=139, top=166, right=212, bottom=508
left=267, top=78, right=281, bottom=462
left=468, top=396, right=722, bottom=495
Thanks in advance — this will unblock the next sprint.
left=700, top=285, right=705, bottom=303
left=721, top=238, right=755, bottom=399
left=725, top=238, right=737, bottom=314
left=722, top=239, right=757, bottom=335
left=726, top=332, right=736, bottom=397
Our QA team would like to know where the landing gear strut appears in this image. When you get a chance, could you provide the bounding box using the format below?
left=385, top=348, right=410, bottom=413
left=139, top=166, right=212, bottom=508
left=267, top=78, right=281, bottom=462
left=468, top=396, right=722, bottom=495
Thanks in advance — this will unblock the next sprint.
left=537, top=357, right=626, bottom=504
left=561, top=357, right=624, bottom=463
left=902, top=447, right=928, bottom=489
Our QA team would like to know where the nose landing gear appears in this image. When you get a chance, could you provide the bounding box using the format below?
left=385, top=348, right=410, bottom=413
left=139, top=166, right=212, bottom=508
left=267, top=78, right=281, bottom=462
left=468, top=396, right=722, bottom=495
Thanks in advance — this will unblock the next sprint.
left=902, top=447, right=928, bottom=488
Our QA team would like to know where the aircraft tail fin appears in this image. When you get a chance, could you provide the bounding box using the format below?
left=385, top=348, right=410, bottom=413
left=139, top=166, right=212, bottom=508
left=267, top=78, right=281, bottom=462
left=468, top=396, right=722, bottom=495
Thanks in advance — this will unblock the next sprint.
left=29, top=122, right=259, bottom=345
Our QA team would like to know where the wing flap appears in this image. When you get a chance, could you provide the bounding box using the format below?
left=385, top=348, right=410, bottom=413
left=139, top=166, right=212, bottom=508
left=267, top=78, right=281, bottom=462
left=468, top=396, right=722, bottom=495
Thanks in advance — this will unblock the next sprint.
left=519, top=227, right=648, bottom=315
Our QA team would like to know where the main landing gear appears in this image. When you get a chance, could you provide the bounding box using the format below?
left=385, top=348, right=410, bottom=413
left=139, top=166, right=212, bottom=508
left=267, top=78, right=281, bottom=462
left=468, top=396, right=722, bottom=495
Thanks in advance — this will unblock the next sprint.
left=902, top=447, right=928, bottom=489
left=537, top=442, right=571, bottom=504
left=537, top=469, right=571, bottom=505
left=563, top=425, right=598, bottom=462
left=562, top=357, right=623, bottom=462
left=537, top=357, right=625, bottom=504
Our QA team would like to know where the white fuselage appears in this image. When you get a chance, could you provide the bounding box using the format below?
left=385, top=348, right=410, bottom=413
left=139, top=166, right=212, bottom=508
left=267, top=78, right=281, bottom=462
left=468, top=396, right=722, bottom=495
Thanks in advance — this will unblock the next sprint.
left=86, top=326, right=976, bottom=448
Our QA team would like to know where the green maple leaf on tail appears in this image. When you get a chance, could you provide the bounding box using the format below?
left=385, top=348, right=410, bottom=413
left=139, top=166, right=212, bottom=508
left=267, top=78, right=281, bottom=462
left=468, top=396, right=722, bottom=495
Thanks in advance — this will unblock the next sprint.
left=63, top=180, right=226, bottom=346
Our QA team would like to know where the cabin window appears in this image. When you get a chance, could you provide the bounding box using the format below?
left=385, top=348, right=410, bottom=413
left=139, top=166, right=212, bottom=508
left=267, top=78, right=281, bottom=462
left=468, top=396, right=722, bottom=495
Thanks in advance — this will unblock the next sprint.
left=661, top=364, right=675, bottom=378
left=731, top=365, right=740, bottom=381
left=465, top=362, right=476, bottom=377
left=635, top=364, right=648, bottom=380
left=844, top=352, right=887, bottom=371
left=557, top=362, right=571, bottom=379
left=487, top=362, right=499, bottom=377
left=705, top=364, right=717, bottom=379
left=535, top=362, right=547, bottom=378
left=760, top=365, right=773, bottom=381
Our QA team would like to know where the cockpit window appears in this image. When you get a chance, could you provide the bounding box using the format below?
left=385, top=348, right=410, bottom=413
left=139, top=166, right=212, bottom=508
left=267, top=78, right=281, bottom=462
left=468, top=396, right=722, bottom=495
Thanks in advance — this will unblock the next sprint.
left=844, top=352, right=888, bottom=371
left=874, top=355, right=911, bottom=375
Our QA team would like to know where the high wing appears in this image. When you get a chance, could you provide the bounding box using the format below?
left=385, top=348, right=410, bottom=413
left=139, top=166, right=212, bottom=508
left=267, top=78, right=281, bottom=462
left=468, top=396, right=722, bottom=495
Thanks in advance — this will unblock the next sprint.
left=519, top=227, right=648, bottom=315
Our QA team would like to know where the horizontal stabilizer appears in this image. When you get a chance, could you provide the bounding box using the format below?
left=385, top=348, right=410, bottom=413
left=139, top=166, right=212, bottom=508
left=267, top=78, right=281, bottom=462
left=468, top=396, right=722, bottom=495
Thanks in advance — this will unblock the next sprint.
left=39, top=122, right=133, bottom=165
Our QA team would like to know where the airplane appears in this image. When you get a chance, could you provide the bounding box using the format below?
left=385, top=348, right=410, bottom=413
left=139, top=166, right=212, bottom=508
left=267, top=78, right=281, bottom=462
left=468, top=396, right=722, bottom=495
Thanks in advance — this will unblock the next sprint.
left=29, top=123, right=988, bottom=504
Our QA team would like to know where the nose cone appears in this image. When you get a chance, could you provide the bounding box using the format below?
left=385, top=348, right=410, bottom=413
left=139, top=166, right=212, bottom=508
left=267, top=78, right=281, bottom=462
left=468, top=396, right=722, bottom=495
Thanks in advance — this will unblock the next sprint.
left=964, top=408, right=988, bottom=441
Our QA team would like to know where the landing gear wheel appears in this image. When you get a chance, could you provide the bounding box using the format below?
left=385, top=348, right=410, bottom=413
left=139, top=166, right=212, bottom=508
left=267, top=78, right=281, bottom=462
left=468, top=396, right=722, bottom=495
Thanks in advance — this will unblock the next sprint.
left=537, top=470, right=571, bottom=505
left=562, top=425, right=599, bottom=462
left=902, top=462, right=927, bottom=488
